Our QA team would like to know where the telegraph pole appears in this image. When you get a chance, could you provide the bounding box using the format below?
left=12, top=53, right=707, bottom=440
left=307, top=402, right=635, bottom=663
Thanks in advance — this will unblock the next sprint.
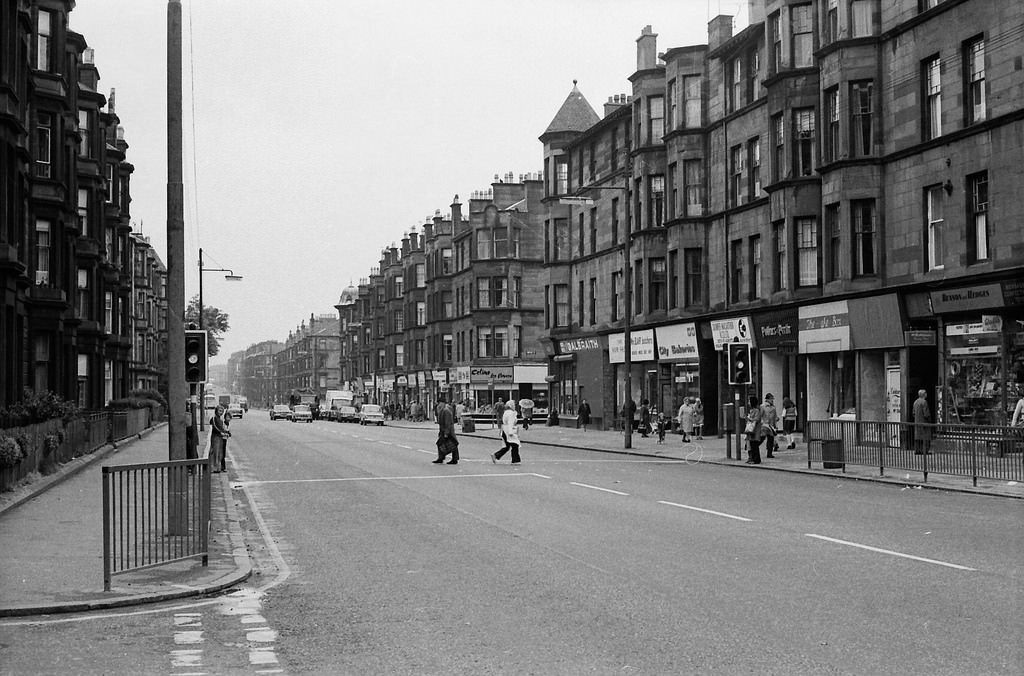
left=167, top=0, right=187, bottom=533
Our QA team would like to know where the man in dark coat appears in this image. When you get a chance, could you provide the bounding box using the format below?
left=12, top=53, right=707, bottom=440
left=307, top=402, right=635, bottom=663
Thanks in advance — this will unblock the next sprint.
left=639, top=399, right=651, bottom=437
left=577, top=399, right=592, bottom=431
left=433, top=396, right=459, bottom=464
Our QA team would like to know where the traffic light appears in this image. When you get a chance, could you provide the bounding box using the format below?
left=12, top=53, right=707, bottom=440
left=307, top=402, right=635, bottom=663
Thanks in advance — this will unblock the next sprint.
left=727, top=342, right=751, bottom=385
left=184, top=330, right=208, bottom=383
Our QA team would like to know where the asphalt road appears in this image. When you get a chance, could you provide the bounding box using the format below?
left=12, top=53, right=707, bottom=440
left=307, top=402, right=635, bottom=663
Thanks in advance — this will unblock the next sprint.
left=1, top=413, right=1020, bottom=675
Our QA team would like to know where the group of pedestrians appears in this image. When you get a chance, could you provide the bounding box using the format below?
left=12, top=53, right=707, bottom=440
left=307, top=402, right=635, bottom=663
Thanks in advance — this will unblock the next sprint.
left=432, top=396, right=524, bottom=465
left=742, top=393, right=798, bottom=464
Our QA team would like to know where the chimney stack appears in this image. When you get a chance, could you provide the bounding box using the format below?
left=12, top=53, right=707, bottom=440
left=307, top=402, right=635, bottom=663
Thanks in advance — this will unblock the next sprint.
left=636, top=25, right=658, bottom=71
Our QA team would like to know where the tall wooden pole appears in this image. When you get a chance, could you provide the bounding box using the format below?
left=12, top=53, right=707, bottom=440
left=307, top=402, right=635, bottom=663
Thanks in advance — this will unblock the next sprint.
left=167, top=0, right=188, bottom=533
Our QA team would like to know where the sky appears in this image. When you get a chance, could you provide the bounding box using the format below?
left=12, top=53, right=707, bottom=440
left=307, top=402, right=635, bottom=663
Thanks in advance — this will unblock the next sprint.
left=70, top=0, right=749, bottom=364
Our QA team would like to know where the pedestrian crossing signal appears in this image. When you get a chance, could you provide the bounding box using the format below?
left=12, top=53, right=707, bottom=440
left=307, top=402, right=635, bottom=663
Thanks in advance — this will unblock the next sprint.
left=727, top=343, right=751, bottom=385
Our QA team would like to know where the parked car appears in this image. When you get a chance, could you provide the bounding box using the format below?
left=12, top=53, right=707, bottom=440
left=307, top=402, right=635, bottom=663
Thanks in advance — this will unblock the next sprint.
left=226, top=403, right=244, bottom=420
left=269, top=404, right=292, bottom=421
left=359, top=404, right=385, bottom=426
left=337, top=405, right=359, bottom=423
left=238, top=396, right=249, bottom=412
left=291, top=404, right=313, bottom=423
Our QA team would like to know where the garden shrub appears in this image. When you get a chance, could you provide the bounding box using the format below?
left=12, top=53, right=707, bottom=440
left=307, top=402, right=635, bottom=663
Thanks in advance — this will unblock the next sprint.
left=0, top=436, right=20, bottom=468
left=0, top=389, right=78, bottom=428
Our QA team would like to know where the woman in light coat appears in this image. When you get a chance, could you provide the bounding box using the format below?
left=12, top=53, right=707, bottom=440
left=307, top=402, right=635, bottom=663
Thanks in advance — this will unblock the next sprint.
left=491, top=400, right=522, bottom=464
left=676, top=398, right=695, bottom=443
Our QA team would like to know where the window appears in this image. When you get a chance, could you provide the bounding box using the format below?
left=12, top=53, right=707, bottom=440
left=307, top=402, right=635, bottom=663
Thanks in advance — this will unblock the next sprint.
left=78, top=110, right=91, bottom=158
left=748, top=138, right=761, bottom=198
left=826, top=203, right=841, bottom=281
left=851, top=0, right=873, bottom=37
left=577, top=280, right=584, bottom=326
left=648, top=96, right=664, bottom=144
left=442, top=290, right=453, bottom=318
left=511, top=276, right=522, bottom=308
left=77, top=189, right=89, bottom=237
left=553, top=218, right=570, bottom=260
left=669, top=250, right=679, bottom=309
left=555, top=158, right=569, bottom=194
left=730, top=240, right=744, bottom=303
left=965, top=38, right=986, bottom=125
left=35, top=220, right=50, bottom=285
left=794, top=108, right=815, bottom=176
left=441, top=248, right=452, bottom=274
left=684, top=248, right=702, bottom=306
left=415, top=340, right=425, bottom=366
left=667, top=79, right=677, bottom=130
left=649, top=175, right=665, bottom=227
left=106, top=164, right=115, bottom=203
left=393, top=309, right=404, bottom=332
left=730, top=145, right=744, bottom=206
left=589, top=278, right=597, bottom=326
left=684, top=160, right=704, bottom=216
left=850, top=81, right=873, bottom=156
left=750, top=236, right=762, bottom=298
left=611, top=271, right=622, bottom=322
left=825, top=87, right=840, bottom=162
left=416, top=301, right=426, bottom=325
left=769, top=12, right=782, bottom=73
left=611, top=127, right=619, bottom=170
left=35, top=111, right=52, bottom=178
left=926, top=185, right=944, bottom=270
left=967, top=171, right=989, bottom=263
left=395, top=344, right=404, bottom=367
left=667, top=163, right=678, bottom=220
left=611, top=198, right=620, bottom=244
left=588, top=141, right=596, bottom=182
left=772, top=114, right=784, bottom=181
left=589, top=208, right=597, bottom=254
left=923, top=55, right=942, bottom=140
left=773, top=221, right=788, bottom=291
left=105, top=292, right=114, bottom=331
left=683, top=75, right=701, bottom=128
left=578, top=213, right=585, bottom=257
left=553, top=284, right=569, bottom=327
left=35, top=9, right=53, bottom=71
left=791, top=4, right=813, bottom=68
left=477, top=228, right=492, bottom=259
left=377, top=349, right=386, bottom=370
left=34, top=335, right=49, bottom=393
left=512, top=326, right=522, bottom=358
left=730, top=58, right=742, bottom=112
left=477, top=327, right=492, bottom=358
left=76, top=269, right=90, bottom=319
left=747, top=48, right=760, bottom=102
left=796, top=217, right=819, bottom=287
left=852, top=199, right=876, bottom=276
left=415, top=263, right=425, bottom=287
left=826, top=0, right=839, bottom=43
left=442, top=334, right=453, bottom=362
left=649, top=257, right=666, bottom=311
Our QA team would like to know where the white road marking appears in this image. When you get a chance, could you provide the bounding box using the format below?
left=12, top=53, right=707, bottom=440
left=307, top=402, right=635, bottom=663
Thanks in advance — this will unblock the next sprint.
left=169, top=649, right=203, bottom=668
left=173, top=630, right=203, bottom=645
left=570, top=482, right=630, bottom=496
left=240, top=473, right=541, bottom=485
left=396, top=444, right=412, bottom=449
left=805, top=534, right=977, bottom=571
left=658, top=500, right=752, bottom=522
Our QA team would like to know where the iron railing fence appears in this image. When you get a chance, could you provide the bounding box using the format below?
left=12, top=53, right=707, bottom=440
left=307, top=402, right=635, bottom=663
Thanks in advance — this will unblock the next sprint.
left=806, top=419, right=1024, bottom=486
left=102, top=458, right=210, bottom=590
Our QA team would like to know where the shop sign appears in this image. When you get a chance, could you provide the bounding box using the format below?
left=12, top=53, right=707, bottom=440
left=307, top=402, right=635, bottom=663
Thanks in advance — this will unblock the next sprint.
left=981, top=315, right=1003, bottom=333
left=949, top=344, right=1000, bottom=356
left=904, top=330, right=936, bottom=346
left=380, top=376, right=395, bottom=392
left=453, top=366, right=470, bottom=384
left=945, top=322, right=999, bottom=336
left=558, top=337, right=601, bottom=353
left=655, top=323, right=699, bottom=361
left=929, top=283, right=1004, bottom=313
left=396, top=375, right=408, bottom=386
left=608, top=329, right=656, bottom=364
left=431, top=369, right=448, bottom=383
left=513, top=364, right=549, bottom=384
left=798, top=300, right=850, bottom=353
left=363, top=380, right=373, bottom=389
left=470, top=366, right=513, bottom=384
left=710, top=317, right=753, bottom=349
left=1003, top=278, right=1024, bottom=306
left=752, top=309, right=798, bottom=350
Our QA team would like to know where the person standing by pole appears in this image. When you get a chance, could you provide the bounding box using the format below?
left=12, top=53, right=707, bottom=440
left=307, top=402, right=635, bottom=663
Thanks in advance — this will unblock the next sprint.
left=913, top=389, right=932, bottom=455
left=209, top=404, right=230, bottom=473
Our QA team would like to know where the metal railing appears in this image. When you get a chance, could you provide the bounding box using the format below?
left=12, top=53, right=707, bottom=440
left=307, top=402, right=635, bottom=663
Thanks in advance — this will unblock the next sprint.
left=806, top=419, right=1024, bottom=486
left=102, top=458, right=210, bottom=590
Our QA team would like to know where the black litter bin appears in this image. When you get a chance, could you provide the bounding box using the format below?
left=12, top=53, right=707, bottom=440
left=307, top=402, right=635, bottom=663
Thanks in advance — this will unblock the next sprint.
left=822, top=438, right=844, bottom=469
left=461, top=416, right=475, bottom=433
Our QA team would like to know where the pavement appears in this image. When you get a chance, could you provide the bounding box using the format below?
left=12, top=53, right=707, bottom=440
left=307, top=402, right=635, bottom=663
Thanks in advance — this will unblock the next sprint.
left=1, top=414, right=1020, bottom=618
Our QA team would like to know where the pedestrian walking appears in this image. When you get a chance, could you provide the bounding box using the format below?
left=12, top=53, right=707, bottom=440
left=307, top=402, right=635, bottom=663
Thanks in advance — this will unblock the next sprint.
left=782, top=396, right=798, bottom=449
left=623, top=398, right=637, bottom=432
left=209, top=405, right=231, bottom=473
left=656, top=412, right=667, bottom=443
left=1012, top=391, right=1024, bottom=428
left=676, top=397, right=695, bottom=443
left=912, top=389, right=932, bottom=455
left=494, top=398, right=505, bottom=429
left=692, top=397, right=705, bottom=440
left=744, top=395, right=764, bottom=464
left=433, top=396, right=460, bottom=464
left=639, top=399, right=651, bottom=438
left=762, top=393, right=779, bottom=457
left=491, top=400, right=522, bottom=464
left=577, top=399, right=592, bottom=431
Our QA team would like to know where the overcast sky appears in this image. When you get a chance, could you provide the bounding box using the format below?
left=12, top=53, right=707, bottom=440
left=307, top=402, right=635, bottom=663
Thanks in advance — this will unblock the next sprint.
left=70, top=0, right=747, bottom=364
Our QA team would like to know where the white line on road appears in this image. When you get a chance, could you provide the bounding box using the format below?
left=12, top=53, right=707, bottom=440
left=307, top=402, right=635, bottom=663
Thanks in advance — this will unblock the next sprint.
left=396, top=444, right=412, bottom=449
left=658, top=500, right=752, bottom=522
left=570, top=482, right=630, bottom=496
left=240, top=473, right=544, bottom=486
left=805, top=534, right=977, bottom=571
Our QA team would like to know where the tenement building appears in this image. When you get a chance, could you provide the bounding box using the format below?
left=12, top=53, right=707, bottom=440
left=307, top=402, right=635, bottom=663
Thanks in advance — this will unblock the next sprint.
left=1, top=1, right=142, bottom=409
left=538, top=0, right=1023, bottom=430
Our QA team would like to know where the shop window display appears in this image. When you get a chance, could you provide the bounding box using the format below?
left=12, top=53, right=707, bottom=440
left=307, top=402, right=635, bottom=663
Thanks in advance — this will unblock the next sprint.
left=944, top=320, right=1024, bottom=427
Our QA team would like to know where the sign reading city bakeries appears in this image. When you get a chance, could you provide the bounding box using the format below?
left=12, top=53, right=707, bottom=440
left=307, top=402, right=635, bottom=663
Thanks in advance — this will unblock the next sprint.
left=655, top=323, right=699, bottom=361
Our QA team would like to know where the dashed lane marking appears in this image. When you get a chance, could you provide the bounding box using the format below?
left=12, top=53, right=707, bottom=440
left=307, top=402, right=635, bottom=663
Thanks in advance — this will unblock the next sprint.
left=805, top=534, right=977, bottom=571
left=570, top=482, right=630, bottom=496
left=658, top=500, right=752, bottom=522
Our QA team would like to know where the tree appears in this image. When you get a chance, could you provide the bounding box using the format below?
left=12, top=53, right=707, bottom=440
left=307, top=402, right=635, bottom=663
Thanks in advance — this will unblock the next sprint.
left=185, top=295, right=230, bottom=357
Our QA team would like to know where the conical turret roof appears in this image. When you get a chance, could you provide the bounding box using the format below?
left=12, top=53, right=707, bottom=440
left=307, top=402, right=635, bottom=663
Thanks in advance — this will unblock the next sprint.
left=543, top=81, right=600, bottom=135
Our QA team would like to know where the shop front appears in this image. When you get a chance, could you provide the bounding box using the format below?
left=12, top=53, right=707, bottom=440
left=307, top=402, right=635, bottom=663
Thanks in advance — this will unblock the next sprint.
left=654, top=322, right=701, bottom=420
left=798, top=301, right=851, bottom=421
left=609, top=329, right=657, bottom=424
left=931, top=280, right=1024, bottom=426
left=513, top=363, right=550, bottom=417
left=752, top=308, right=799, bottom=407
left=552, top=337, right=605, bottom=425
left=469, top=365, right=515, bottom=412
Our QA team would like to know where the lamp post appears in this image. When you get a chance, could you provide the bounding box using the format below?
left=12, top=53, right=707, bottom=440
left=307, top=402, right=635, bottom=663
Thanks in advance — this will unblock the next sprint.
left=198, top=247, right=242, bottom=430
